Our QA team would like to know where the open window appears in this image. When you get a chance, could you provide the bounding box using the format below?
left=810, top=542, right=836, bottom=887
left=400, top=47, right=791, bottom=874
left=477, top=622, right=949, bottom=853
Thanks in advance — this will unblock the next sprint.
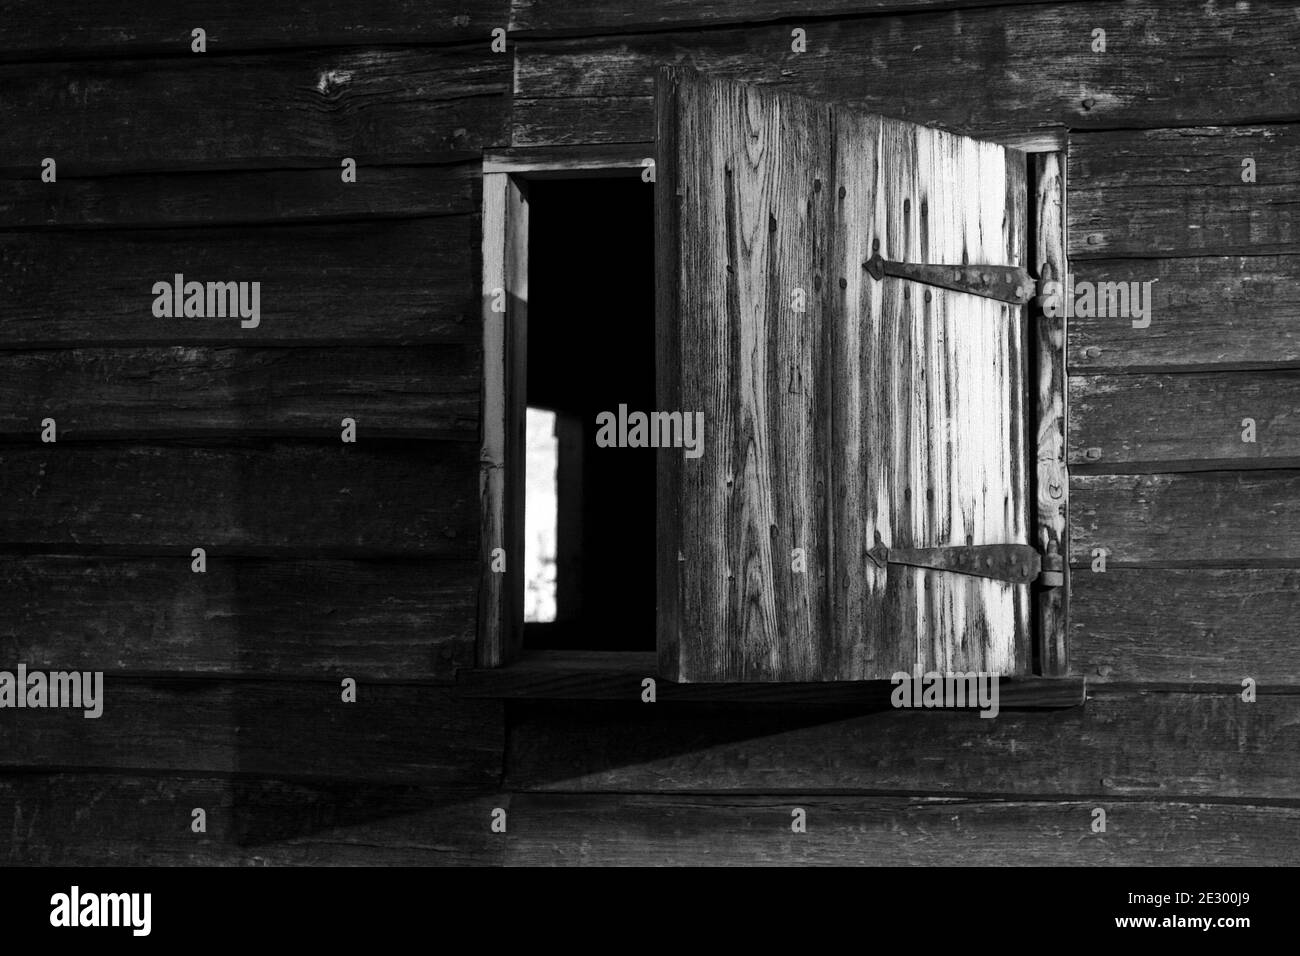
left=522, top=179, right=656, bottom=652
left=478, top=69, right=1070, bottom=689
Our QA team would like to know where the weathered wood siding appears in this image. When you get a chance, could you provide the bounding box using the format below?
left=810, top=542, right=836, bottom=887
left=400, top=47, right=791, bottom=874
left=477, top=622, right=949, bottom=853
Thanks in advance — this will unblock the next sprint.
left=0, top=1, right=511, bottom=866
left=2, top=0, right=1296, bottom=864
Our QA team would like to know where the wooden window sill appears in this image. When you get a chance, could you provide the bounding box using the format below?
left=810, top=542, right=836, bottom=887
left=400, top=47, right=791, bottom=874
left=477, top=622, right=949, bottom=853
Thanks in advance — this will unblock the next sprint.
left=458, top=650, right=1086, bottom=708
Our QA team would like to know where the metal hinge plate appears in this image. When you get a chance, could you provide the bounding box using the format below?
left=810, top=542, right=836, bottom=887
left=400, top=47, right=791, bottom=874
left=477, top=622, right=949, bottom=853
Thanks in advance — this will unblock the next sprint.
left=864, top=253, right=1033, bottom=305
left=867, top=541, right=1042, bottom=585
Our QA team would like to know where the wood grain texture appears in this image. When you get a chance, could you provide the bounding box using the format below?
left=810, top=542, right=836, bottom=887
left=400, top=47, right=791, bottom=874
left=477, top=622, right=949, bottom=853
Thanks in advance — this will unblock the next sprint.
left=658, top=69, right=1029, bottom=681
left=0, top=347, right=478, bottom=440
left=1067, top=257, right=1300, bottom=373
left=660, top=68, right=830, bottom=681
left=1033, top=152, right=1069, bottom=674
left=0, top=556, right=477, bottom=680
left=0, top=680, right=503, bottom=785
left=477, top=174, right=527, bottom=667
left=504, top=180, right=528, bottom=669
left=513, top=2, right=1300, bottom=147
left=0, top=163, right=479, bottom=228
left=9, top=779, right=1295, bottom=866
left=1072, top=472, right=1300, bottom=566
left=516, top=105, right=1066, bottom=155
left=0, top=218, right=478, bottom=347
left=505, top=689, right=1300, bottom=799
left=654, top=72, right=684, bottom=682
left=2, top=0, right=1294, bottom=871
left=1070, top=569, right=1300, bottom=683
left=509, top=0, right=1093, bottom=36
left=1071, top=126, right=1300, bottom=258
left=462, top=652, right=1084, bottom=706
left=483, top=144, right=649, bottom=175
left=0, top=775, right=505, bottom=866
left=1070, top=371, right=1300, bottom=469
left=0, top=48, right=508, bottom=175
left=503, top=794, right=1300, bottom=865
left=0, top=442, right=477, bottom=556
left=0, top=1, right=508, bottom=59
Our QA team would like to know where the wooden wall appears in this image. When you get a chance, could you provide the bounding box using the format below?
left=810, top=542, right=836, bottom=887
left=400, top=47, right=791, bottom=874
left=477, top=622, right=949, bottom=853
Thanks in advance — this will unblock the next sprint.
left=3, top=0, right=1297, bottom=865
left=0, top=1, right=510, bottom=865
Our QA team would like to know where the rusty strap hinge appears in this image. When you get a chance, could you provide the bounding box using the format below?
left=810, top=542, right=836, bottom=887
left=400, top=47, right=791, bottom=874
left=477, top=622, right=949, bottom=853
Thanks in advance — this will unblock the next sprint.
left=867, top=540, right=1042, bottom=585
left=864, top=253, right=1033, bottom=305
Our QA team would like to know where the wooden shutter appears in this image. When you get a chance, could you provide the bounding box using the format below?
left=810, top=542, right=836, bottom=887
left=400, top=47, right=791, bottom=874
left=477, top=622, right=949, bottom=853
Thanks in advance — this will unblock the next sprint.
left=655, top=69, right=1031, bottom=682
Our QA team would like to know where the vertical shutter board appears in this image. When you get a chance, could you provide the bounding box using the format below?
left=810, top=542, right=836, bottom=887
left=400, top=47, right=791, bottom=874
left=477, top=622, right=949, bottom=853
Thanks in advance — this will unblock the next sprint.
left=873, top=119, right=1031, bottom=676
left=737, top=78, right=828, bottom=681
left=767, top=99, right=833, bottom=682
left=658, top=70, right=1032, bottom=682
left=663, top=72, right=835, bottom=682
left=670, top=71, right=725, bottom=680
left=1005, top=150, right=1033, bottom=673
left=827, top=106, right=891, bottom=679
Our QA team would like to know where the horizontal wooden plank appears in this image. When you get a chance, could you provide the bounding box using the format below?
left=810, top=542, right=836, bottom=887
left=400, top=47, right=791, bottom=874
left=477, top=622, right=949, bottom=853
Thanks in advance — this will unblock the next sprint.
left=0, top=442, right=478, bottom=556
left=504, top=794, right=1300, bottom=865
left=512, top=95, right=667, bottom=147
left=1066, top=257, right=1300, bottom=373
left=494, top=133, right=1029, bottom=185
left=1070, top=126, right=1300, bottom=258
left=0, top=556, right=476, bottom=680
left=482, top=143, right=650, bottom=175
left=0, top=163, right=479, bottom=228
left=0, top=347, right=479, bottom=440
left=0, top=218, right=478, bottom=346
left=504, top=689, right=1300, bottom=799
left=13, top=777, right=1296, bottom=866
left=514, top=98, right=1067, bottom=153
left=0, top=775, right=505, bottom=866
left=463, top=653, right=1084, bottom=706
left=0, top=680, right=503, bottom=785
left=509, top=0, right=1092, bottom=37
left=0, top=48, right=508, bottom=175
left=1070, top=568, right=1300, bottom=683
left=1070, top=370, right=1300, bottom=469
left=0, top=1, right=508, bottom=60
left=512, top=2, right=1300, bottom=146
left=1071, top=472, right=1300, bottom=566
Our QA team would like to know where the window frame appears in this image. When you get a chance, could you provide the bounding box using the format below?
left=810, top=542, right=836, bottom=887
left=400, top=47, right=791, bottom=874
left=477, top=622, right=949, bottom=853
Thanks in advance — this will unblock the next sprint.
left=478, top=147, right=648, bottom=671
left=476, top=138, right=1071, bottom=690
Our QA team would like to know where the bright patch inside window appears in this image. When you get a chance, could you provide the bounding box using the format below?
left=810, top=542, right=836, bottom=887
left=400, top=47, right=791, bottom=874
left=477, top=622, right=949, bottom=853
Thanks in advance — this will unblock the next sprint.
left=524, top=407, right=558, bottom=623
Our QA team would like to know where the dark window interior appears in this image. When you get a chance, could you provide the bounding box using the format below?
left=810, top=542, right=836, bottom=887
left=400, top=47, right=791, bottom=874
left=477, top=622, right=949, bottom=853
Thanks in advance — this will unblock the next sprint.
left=525, top=177, right=655, bottom=651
